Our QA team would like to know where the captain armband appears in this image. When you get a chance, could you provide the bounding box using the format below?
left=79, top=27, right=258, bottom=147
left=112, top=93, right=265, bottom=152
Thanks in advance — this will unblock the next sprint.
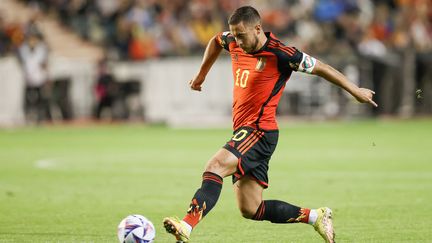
left=297, top=53, right=317, bottom=74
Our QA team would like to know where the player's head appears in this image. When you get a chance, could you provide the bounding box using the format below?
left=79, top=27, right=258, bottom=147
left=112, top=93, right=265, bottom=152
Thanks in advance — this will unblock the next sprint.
left=228, top=6, right=263, bottom=53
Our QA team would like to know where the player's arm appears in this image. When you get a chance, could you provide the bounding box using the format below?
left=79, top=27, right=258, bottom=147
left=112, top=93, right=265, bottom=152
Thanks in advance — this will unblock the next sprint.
left=189, top=35, right=223, bottom=91
left=288, top=50, right=377, bottom=107
left=311, top=60, right=378, bottom=107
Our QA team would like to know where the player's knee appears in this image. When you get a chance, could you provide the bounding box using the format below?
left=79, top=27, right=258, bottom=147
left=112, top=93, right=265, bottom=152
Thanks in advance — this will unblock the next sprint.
left=238, top=205, right=256, bottom=219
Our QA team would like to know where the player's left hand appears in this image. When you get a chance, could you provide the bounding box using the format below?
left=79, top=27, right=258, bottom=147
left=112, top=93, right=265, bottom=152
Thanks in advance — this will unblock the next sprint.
left=189, top=74, right=205, bottom=91
left=355, top=88, right=378, bottom=107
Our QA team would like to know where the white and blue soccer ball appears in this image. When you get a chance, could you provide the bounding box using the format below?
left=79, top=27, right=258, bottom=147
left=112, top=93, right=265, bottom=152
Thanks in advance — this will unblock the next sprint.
left=117, top=214, right=155, bottom=243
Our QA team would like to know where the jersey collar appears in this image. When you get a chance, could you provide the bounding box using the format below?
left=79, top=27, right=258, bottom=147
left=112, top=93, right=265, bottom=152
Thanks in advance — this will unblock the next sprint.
left=249, top=32, right=272, bottom=55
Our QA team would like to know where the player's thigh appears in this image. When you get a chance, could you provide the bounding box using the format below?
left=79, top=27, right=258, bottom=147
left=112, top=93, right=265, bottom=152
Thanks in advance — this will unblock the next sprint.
left=233, top=175, right=264, bottom=218
left=204, top=148, right=238, bottom=178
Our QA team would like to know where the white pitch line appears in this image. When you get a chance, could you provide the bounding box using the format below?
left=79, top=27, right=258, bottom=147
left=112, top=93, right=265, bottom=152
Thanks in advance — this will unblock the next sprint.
left=34, top=158, right=59, bottom=170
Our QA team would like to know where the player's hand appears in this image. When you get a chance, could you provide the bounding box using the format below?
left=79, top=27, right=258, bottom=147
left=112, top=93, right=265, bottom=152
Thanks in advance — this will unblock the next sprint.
left=355, top=88, right=378, bottom=107
left=189, top=75, right=205, bottom=91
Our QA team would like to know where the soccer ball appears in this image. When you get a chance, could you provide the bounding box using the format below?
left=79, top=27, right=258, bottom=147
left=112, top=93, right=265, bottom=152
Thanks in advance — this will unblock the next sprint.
left=117, top=214, right=155, bottom=243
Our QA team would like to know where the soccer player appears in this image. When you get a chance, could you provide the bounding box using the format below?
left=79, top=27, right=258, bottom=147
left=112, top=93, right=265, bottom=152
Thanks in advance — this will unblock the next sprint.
left=163, top=6, right=377, bottom=243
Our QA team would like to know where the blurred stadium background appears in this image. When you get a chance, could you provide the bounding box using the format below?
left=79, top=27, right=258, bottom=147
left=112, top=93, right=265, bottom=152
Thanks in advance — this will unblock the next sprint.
left=1, top=0, right=432, bottom=242
left=0, top=0, right=431, bottom=126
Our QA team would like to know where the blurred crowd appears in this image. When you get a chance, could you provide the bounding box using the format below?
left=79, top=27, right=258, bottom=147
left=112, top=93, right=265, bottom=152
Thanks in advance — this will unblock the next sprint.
left=1, top=0, right=431, bottom=60
left=0, top=0, right=431, bottom=123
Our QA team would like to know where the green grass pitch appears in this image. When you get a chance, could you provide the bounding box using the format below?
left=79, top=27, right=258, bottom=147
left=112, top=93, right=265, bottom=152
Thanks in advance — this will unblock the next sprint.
left=0, top=119, right=431, bottom=242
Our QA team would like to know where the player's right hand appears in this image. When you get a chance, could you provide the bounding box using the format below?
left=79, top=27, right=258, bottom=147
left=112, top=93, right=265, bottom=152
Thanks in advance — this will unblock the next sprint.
left=355, top=88, right=378, bottom=107
left=189, top=75, right=205, bottom=91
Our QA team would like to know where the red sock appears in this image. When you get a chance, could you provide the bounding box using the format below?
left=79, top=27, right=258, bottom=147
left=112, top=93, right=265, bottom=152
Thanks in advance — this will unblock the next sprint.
left=182, top=199, right=205, bottom=227
left=182, top=172, right=223, bottom=228
left=298, top=208, right=311, bottom=223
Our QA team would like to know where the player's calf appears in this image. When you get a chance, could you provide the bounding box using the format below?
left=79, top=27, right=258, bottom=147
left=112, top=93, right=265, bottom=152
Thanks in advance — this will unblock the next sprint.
left=251, top=201, right=335, bottom=242
left=251, top=200, right=311, bottom=223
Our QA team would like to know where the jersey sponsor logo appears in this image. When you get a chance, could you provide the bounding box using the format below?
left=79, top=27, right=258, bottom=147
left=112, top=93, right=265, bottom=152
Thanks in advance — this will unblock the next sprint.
left=255, top=57, right=267, bottom=72
left=298, top=53, right=316, bottom=73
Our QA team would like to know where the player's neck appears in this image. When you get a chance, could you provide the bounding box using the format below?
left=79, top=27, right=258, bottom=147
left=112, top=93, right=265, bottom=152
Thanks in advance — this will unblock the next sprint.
left=254, top=33, right=268, bottom=52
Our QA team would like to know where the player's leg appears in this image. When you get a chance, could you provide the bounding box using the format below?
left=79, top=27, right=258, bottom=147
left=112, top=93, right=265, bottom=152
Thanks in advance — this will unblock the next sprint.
left=231, top=128, right=311, bottom=223
left=234, top=175, right=309, bottom=223
left=233, top=174, right=263, bottom=219
left=230, top=127, right=335, bottom=242
left=235, top=175, right=335, bottom=243
left=163, top=148, right=238, bottom=242
left=182, top=148, right=238, bottom=226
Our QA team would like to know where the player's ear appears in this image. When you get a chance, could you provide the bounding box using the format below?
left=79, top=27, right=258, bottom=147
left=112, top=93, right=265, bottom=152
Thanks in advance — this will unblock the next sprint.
left=255, top=24, right=262, bottom=34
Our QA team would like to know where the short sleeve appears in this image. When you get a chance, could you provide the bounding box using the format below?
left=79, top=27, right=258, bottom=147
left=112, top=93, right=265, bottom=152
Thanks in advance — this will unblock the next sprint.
left=277, top=47, right=302, bottom=72
left=276, top=47, right=317, bottom=74
left=216, top=31, right=235, bottom=51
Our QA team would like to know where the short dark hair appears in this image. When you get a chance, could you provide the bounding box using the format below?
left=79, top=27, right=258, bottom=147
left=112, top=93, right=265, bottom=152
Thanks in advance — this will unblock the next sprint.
left=228, top=6, right=261, bottom=26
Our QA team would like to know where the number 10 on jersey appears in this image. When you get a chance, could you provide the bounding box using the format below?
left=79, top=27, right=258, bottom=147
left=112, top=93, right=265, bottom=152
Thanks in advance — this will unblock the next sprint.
left=235, top=68, right=250, bottom=88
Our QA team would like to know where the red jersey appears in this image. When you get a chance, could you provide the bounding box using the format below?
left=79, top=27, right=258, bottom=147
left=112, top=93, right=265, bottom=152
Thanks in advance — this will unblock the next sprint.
left=216, top=32, right=305, bottom=131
